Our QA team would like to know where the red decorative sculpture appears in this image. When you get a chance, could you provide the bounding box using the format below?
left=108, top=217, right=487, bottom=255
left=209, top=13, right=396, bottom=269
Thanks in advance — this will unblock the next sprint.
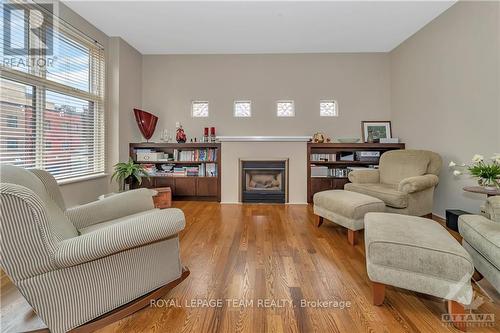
left=133, top=108, right=158, bottom=142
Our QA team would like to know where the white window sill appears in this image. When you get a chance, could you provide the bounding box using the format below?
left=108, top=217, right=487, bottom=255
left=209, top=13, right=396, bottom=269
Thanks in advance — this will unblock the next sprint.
left=57, top=173, right=108, bottom=185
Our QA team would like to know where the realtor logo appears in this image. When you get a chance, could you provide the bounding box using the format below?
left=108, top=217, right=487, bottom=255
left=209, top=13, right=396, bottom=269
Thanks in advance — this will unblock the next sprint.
left=3, top=1, right=54, bottom=56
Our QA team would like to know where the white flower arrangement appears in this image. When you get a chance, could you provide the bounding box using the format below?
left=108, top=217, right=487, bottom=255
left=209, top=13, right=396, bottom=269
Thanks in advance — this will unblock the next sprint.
left=449, top=154, right=500, bottom=189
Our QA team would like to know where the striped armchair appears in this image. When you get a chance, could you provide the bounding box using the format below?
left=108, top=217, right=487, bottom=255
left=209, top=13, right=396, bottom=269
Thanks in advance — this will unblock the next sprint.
left=0, top=165, right=188, bottom=333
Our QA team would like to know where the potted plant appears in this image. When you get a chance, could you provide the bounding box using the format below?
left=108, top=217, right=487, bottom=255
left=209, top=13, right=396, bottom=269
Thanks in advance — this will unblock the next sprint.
left=111, top=158, right=149, bottom=191
left=449, top=154, right=500, bottom=190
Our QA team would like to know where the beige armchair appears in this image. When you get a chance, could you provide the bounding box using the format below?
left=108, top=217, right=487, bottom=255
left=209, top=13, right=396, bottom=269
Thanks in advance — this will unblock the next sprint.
left=459, top=196, right=500, bottom=292
left=0, top=165, right=189, bottom=333
left=345, top=150, right=442, bottom=216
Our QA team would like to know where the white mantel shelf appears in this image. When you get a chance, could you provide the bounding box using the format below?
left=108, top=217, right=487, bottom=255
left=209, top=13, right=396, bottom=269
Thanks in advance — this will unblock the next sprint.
left=217, top=136, right=311, bottom=142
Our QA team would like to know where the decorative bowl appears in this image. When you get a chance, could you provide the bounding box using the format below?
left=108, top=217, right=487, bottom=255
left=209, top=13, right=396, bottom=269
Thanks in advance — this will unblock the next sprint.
left=336, top=138, right=360, bottom=143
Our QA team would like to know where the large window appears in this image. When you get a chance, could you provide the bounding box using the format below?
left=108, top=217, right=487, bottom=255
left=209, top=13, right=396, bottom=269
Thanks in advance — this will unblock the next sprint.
left=0, top=2, right=105, bottom=181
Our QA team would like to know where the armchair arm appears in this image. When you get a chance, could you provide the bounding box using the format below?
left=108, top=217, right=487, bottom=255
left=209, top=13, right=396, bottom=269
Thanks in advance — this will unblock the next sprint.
left=55, top=208, right=186, bottom=268
left=65, top=188, right=156, bottom=230
left=347, top=169, right=380, bottom=184
left=398, top=174, right=439, bottom=194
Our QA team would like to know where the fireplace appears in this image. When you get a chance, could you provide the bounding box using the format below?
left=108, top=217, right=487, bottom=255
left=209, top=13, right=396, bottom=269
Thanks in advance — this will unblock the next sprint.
left=240, top=159, right=288, bottom=203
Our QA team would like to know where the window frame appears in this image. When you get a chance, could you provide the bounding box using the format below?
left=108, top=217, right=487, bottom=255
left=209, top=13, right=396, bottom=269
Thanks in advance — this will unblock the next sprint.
left=276, top=100, right=295, bottom=117
left=320, top=100, right=338, bottom=117
left=233, top=100, right=252, bottom=118
left=191, top=100, right=209, bottom=118
left=0, top=4, right=105, bottom=182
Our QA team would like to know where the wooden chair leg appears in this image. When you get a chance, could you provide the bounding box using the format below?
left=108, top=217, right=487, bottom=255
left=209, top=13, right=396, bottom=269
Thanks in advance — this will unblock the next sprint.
left=316, top=215, right=324, bottom=227
left=447, top=300, right=467, bottom=332
left=472, top=269, right=483, bottom=282
left=372, top=282, right=385, bottom=306
left=347, top=229, right=358, bottom=246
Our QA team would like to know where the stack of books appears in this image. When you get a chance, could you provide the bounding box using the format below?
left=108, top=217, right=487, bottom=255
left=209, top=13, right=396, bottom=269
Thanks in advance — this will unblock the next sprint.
left=142, top=164, right=157, bottom=175
left=310, top=153, right=337, bottom=162
left=186, top=167, right=199, bottom=176
left=172, top=167, right=185, bottom=176
left=173, top=149, right=217, bottom=162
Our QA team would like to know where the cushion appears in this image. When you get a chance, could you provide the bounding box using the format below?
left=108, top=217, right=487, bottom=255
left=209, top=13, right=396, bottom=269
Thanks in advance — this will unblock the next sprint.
left=379, top=150, right=430, bottom=185
left=313, top=190, right=385, bottom=220
left=344, top=182, right=408, bottom=208
left=365, top=213, right=474, bottom=282
left=458, top=214, right=500, bottom=270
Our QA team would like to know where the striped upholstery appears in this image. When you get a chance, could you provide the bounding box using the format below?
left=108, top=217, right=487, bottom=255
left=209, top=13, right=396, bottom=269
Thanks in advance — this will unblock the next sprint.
left=56, top=209, right=185, bottom=267
left=0, top=165, right=186, bottom=333
left=30, top=169, right=66, bottom=211
left=65, top=188, right=156, bottom=230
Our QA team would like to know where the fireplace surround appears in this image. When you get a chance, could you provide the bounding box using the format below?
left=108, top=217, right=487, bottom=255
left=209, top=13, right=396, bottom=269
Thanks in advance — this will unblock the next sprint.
left=240, top=159, right=289, bottom=203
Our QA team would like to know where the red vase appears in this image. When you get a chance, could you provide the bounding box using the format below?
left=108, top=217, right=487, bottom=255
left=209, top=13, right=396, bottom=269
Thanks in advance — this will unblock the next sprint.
left=133, top=108, right=158, bottom=142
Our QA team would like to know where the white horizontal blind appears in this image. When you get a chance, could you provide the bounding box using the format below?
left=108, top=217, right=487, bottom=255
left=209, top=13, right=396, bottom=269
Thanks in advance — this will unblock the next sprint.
left=0, top=1, right=105, bottom=181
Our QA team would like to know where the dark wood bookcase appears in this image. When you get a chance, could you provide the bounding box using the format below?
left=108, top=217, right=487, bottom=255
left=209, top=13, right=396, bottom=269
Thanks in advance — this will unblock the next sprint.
left=129, top=142, right=221, bottom=202
left=307, top=142, right=405, bottom=203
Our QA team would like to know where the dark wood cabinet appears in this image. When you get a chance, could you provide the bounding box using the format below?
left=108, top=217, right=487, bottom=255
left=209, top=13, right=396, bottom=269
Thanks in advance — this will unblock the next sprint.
left=130, top=142, right=221, bottom=201
left=196, top=177, right=218, bottom=197
left=154, top=177, right=175, bottom=189
left=307, top=143, right=405, bottom=203
left=174, top=177, right=196, bottom=196
left=311, top=178, right=333, bottom=195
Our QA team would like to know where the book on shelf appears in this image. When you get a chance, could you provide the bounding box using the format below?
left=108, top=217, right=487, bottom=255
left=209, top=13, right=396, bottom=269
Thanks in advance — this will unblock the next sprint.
left=205, top=163, right=217, bottom=177
left=142, top=164, right=218, bottom=177
left=310, top=153, right=336, bottom=162
left=173, top=148, right=217, bottom=162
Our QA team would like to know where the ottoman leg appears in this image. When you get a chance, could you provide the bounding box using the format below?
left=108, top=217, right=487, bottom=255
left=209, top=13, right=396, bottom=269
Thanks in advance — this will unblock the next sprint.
left=372, top=282, right=385, bottom=305
left=447, top=300, right=467, bottom=332
left=347, top=229, right=358, bottom=246
left=316, top=215, right=324, bottom=227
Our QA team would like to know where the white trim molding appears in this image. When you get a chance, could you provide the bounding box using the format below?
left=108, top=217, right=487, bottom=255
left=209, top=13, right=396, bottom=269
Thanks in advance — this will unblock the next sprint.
left=217, top=136, right=311, bottom=142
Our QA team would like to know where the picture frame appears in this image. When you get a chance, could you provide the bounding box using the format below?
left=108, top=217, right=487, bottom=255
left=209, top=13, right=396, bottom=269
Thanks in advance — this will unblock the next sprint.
left=361, top=121, right=392, bottom=142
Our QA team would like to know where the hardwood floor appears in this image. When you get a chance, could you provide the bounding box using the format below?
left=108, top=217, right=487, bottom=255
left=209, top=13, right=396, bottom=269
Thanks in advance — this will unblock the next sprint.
left=1, top=202, right=499, bottom=332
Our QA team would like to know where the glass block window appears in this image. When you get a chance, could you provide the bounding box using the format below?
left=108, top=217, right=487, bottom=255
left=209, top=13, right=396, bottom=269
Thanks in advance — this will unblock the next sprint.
left=277, top=100, right=295, bottom=117
left=320, top=100, right=338, bottom=117
left=191, top=101, right=209, bottom=117
left=234, top=100, right=251, bottom=117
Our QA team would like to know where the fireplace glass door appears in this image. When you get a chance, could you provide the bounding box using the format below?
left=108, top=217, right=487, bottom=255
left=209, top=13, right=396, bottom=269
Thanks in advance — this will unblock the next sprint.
left=241, top=160, right=286, bottom=203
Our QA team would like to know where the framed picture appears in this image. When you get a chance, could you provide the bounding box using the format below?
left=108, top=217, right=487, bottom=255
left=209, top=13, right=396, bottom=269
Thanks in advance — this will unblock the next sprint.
left=361, top=121, right=392, bottom=142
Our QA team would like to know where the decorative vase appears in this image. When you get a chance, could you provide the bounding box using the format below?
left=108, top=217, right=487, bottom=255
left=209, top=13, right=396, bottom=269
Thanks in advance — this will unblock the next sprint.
left=478, top=178, right=499, bottom=191
left=133, top=108, right=158, bottom=142
left=176, top=126, right=187, bottom=143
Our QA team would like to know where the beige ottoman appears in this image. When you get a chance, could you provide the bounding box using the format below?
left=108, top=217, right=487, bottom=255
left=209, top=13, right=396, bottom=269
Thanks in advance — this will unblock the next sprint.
left=365, top=213, right=474, bottom=331
left=313, top=190, right=385, bottom=245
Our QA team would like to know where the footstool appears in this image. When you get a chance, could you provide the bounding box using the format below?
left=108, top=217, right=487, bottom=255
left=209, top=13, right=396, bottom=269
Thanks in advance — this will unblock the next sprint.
left=365, top=213, right=474, bottom=331
left=313, top=190, right=385, bottom=245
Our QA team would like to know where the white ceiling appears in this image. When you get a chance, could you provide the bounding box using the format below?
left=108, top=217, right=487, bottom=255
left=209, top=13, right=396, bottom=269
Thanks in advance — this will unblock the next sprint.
left=63, top=1, right=456, bottom=54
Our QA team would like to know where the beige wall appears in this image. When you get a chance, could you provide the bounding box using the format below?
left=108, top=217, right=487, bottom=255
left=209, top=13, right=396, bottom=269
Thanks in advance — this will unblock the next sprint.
left=142, top=54, right=391, bottom=140
left=221, top=142, right=308, bottom=203
left=390, top=1, right=500, bottom=217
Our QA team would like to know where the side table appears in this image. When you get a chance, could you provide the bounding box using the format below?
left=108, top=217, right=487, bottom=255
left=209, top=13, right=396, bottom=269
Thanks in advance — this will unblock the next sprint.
left=152, top=187, right=172, bottom=209
left=463, top=186, right=500, bottom=197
